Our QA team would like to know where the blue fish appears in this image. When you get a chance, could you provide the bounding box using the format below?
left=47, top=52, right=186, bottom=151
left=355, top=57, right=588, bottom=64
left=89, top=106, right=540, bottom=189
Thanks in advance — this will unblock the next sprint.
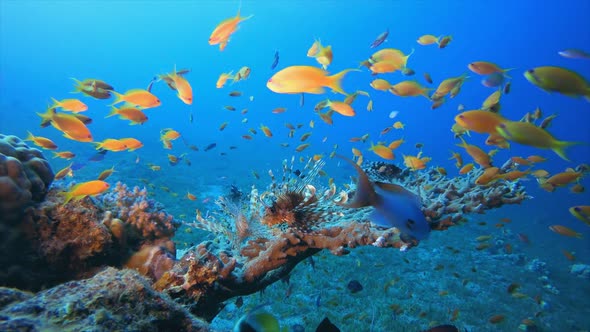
left=337, top=155, right=430, bottom=242
left=270, top=50, right=279, bottom=70
left=481, top=72, right=506, bottom=88
left=70, top=162, right=86, bottom=171
left=88, top=149, right=107, bottom=162
left=370, top=28, right=389, bottom=48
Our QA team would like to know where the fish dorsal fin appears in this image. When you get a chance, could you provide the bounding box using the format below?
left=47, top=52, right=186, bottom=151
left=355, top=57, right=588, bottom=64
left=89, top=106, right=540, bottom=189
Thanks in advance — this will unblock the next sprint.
left=374, top=181, right=421, bottom=205
left=335, top=154, right=377, bottom=208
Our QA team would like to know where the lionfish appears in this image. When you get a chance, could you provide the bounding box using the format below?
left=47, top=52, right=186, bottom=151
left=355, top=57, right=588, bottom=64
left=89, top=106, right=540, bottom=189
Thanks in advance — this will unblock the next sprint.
left=191, top=156, right=349, bottom=248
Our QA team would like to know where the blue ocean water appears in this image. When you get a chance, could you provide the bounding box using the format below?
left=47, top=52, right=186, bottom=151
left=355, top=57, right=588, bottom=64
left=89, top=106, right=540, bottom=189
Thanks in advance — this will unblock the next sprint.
left=1, top=1, right=590, bottom=331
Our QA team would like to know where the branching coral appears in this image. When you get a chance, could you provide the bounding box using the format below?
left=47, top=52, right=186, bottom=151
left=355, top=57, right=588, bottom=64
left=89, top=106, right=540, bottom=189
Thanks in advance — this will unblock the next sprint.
left=152, top=157, right=529, bottom=321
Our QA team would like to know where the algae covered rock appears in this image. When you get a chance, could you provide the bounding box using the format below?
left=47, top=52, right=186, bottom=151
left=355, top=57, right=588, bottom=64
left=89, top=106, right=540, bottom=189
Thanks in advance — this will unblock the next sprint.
left=0, top=268, right=211, bottom=331
left=0, top=134, right=53, bottom=223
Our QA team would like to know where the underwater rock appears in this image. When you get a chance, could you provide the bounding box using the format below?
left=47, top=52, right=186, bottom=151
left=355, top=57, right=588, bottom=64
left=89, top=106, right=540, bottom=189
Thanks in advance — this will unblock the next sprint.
left=0, top=268, right=210, bottom=331
left=0, top=180, right=179, bottom=292
left=0, top=134, right=53, bottom=223
left=570, top=264, right=590, bottom=279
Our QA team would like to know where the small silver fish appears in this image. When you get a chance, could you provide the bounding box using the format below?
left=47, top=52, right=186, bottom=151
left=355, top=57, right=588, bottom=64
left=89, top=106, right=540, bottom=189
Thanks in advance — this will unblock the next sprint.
left=370, top=29, right=389, bottom=48
left=558, top=48, right=590, bottom=60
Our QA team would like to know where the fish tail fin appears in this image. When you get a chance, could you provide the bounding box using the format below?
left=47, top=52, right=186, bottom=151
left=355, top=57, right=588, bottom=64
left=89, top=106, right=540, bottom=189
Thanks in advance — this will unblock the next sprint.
left=105, top=107, right=119, bottom=118
left=25, top=131, right=35, bottom=141
left=70, top=77, right=83, bottom=93
left=405, top=48, right=415, bottom=63
left=60, top=190, right=74, bottom=205
left=328, top=69, right=359, bottom=95
left=240, top=14, right=254, bottom=22
left=109, top=90, right=124, bottom=106
left=50, top=97, right=61, bottom=108
left=553, top=140, right=582, bottom=161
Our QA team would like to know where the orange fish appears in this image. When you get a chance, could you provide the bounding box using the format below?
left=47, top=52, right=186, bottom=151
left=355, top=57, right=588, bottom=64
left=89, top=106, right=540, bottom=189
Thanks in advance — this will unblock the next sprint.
left=52, top=151, right=76, bottom=159
left=267, top=66, right=356, bottom=95
left=208, top=7, right=253, bottom=51
left=370, top=78, right=392, bottom=91
left=388, top=138, right=404, bottom=150
left=186, top=191, right=197, bottom=201
left=449, top=151, right=463, bottom=168
left=318, top=110, right=334, bottom=125
left=54, top=163, right=73, bottom=180
left=307, top=39, right=333, bottom=69
left=161, top=128, right=181, bottom=141
left=569, top=206, right=590, bottom=226
left=260, top=124, right=273, bottom=137
left=432, top=73, right=469, bottom=99
left=94, top=139, right=127, bottom=152
left=97, top=166, right=116, bottom=181
left=475, top=167, right=500, bottom=185
left=43, top=111, right=93, bottom=142
left=272, top=107, right=287, bottom=114
left=549, top=225, right=583, bottom=239
left=51, top=98, right=88, bottom=113
left=216, top=71, right=234, bottom=88
left=369, top=143, right=394, bottom=160
left=295, top=143, right=310, bottom=152
left=111, top=89, right=161, bottom=109
left=62, top=180, right=110, bottom=205
left=403, top=153, right=430, bottom=171
left=119, top=137, right=143, bottom=151
left=233, top=66, right=251, bottom=82
left=326, top=100, right=355, bottom=116
left=25, top=131, right=58, bottom=150
left=457, top=137, right=492, bottom=168
left=168, top=70, right=193, bottom=105
left=468, top=61, right=512, bottom=75
left=417, top=34, right=440, bottom=46
left=389, top=81, right=430, bottom=98
left=106, top=106, right=148, bottom=125
left=459, top=163, right=474, bottom=174
left=455, top=110, right=508, bottom=134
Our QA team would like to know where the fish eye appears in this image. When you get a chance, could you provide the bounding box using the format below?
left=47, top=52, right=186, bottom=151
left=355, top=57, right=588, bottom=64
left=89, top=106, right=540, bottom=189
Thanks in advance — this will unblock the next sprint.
left=498, top=123, right=506, bottom=128
left=458, top=115, right=464, bottom=118
left=527, top=69, right=534, bottom=73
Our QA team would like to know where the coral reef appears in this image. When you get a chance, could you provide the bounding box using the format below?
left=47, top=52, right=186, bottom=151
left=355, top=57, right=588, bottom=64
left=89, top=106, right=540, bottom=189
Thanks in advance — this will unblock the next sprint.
left=0, top=134, right=530, bottom=325
left=0, top=180, right=180, bottom=291
left=153, top=158, right=529, bottom=321
left=0, top=134, right=53, bottom=223
left=0, top=268, right=210, bottom=331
